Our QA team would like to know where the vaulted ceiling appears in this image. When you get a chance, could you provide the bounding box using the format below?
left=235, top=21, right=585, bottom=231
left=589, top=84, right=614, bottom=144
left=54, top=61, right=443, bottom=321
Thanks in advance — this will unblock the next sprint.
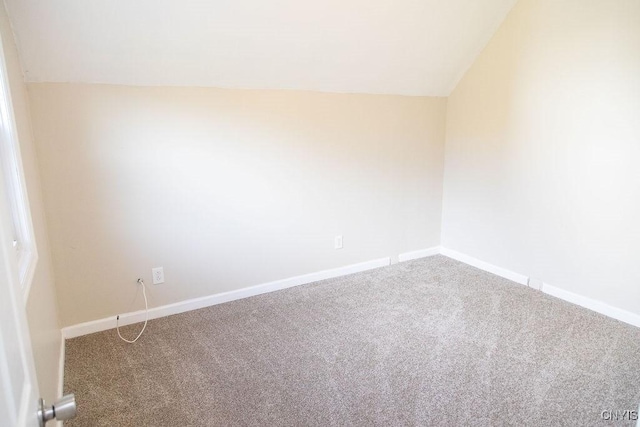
left=5, top=0, right=517, bottom=96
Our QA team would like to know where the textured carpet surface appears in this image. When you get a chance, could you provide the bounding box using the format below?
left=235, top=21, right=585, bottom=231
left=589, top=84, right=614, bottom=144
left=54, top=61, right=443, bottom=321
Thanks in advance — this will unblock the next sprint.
left=64, top=256, right=640, bottom=426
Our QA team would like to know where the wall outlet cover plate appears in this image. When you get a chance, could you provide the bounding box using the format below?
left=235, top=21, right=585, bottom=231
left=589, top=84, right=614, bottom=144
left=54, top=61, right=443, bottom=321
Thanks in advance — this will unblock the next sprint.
left=152, top=267, right=165, bottom=285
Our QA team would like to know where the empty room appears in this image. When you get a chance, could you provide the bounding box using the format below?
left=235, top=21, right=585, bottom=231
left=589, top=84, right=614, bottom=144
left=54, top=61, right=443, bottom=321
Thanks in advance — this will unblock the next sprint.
left=0, top=0, right=639, bottom=426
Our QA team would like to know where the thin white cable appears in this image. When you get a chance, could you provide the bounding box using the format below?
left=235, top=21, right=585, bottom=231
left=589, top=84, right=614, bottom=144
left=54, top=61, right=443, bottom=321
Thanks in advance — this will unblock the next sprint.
left=116, top=278, right=148, bottom=343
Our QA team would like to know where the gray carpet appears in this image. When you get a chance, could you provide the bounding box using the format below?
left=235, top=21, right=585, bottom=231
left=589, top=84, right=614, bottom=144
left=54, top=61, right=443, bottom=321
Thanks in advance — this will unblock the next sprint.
left=64, top=255, right=640, bottom=426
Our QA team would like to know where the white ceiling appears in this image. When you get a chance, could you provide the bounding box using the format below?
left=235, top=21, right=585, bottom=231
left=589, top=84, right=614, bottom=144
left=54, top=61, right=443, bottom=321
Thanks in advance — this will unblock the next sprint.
left=4, top=0, right=517, bottom=96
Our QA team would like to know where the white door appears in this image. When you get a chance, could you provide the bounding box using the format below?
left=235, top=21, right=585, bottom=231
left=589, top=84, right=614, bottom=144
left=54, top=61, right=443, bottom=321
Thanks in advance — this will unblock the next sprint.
left=0, top=160, right=39, bottom=426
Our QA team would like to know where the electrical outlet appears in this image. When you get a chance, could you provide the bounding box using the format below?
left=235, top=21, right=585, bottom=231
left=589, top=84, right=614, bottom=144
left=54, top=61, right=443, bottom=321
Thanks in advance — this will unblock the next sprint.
left=152, top=267, right=164, bottom=285
left=334, top=235, right=343, bottom=250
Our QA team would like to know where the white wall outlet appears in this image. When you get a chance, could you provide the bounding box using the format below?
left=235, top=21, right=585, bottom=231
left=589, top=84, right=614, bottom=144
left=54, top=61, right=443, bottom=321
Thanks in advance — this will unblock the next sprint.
left=527, top=277, right=543, bottom=291
left=152, top=267, right=164, bottom=284
left=334, top=235, right=343, bottom=249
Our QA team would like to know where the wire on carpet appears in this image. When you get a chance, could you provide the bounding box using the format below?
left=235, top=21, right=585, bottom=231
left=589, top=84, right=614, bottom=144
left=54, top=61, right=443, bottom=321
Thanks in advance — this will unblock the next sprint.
left=116, top=278, right=148, bottom=343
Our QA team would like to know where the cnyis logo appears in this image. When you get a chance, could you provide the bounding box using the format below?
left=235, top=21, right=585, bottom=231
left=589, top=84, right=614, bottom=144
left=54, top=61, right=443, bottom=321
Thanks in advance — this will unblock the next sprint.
left=600, top=410, right=638, bottom=422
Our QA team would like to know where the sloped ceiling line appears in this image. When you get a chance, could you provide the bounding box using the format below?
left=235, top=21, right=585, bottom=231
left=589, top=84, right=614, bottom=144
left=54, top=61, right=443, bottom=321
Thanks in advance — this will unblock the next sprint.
left=4, top=0, right=517, bottom=96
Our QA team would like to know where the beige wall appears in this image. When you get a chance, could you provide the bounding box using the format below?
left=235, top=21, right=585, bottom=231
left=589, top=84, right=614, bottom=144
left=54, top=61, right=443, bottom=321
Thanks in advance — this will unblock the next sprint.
left=28, top=83, right=447, bottom=326
left=442, top=0, right=640, bottom=315
left=0, top=2, right=61, bottom=402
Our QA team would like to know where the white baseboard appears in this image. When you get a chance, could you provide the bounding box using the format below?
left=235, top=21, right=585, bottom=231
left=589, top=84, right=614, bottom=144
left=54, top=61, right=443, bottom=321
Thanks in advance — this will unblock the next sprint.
left=439, top=246, right=640, bottom=328
left=439, top=247, right=529, bottom=286
left=62, top=246, right=640, bottom=339
left=62, top=257, right=391, bottom=339
left=542, top=283, right=640, bottom=328
left=398, top=246, right=441, bottom=262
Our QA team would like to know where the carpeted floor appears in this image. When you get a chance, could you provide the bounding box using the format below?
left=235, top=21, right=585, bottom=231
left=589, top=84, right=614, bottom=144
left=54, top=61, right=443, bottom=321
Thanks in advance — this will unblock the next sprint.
left=64, top=255, right=640, bottom=426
